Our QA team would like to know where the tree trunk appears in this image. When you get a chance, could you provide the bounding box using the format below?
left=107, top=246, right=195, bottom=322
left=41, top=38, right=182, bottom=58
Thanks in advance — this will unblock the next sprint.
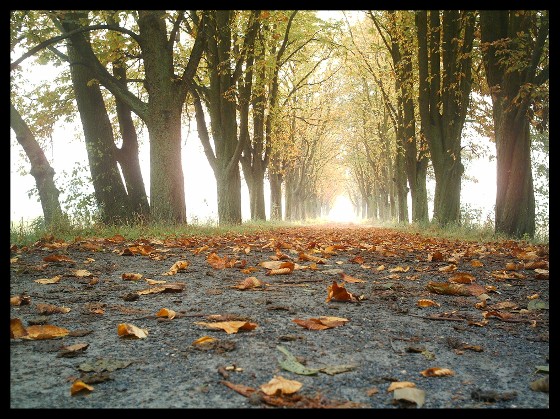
left=479, top=10, right=547, bottom=238
left=10, top=103, right=65, bottom=226
left=112, top=62, right=150, bottom=221
left=416, top=10, right=475, bottom=226
left=65, top=30, right=131, bottom=224
left=216, top=165, right=243, bottom=225
left=411, top=159, right=429, bottom=222
left=269, top=171, right=283, bottom=221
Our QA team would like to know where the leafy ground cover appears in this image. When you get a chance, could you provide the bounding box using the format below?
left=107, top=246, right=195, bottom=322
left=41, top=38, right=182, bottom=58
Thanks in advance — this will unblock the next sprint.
left=10, top=224, right=549, bottom=408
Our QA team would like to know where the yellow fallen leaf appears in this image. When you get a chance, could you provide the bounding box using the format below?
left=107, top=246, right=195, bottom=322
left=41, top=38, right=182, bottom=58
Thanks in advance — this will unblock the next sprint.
left=439, top=264, right=457, bottom=272
left=389, top=266, right=409, bottom=273
left=260, top=375, right=302, bottom=396
left=233, top=276, right=265, bottom=290
left=156, top=308, right=176, bottom=320
left=34, top=275, right=62, bottom=284
left=145, top=278, right=167, bottom=285
left=339, top=272, right=365, bottom=283
left=417, top=299, right=440, bottom=308
left=192, top=336, right=217, bottom=346
left=71, top=380, right=94, bottom=395
left=387, top=381, right=416, bottom=392
left=73, top=269, right=92, bottom=277
left=162, top=260, right=190, bottom=276
left=194, top=321, right=257, bottom=334
left=117, top=323, right=148, bottom=339
left=22, top=324, right=69, bottom=340
left=470, top=260, right=484, bottom=267
left=376, top=265, right=386, bottom=271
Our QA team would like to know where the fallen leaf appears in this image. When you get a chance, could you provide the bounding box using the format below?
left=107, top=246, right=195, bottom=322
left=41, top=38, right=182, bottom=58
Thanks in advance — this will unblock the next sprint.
left=387, top=381, right=416, bottom=392
left=319, top=364, right=357, bottom=375
left=417, top=299, right=440, bottom=308
left=260, top=375, right=302, bottom=396
left=71, top=380, right=94, bottom=395
left=420, top=367, right=454, bottom=377
left=449, top=272, right=476, bottom=284
left=534, top=269, right=548, bottom=279
left=10, top=318, right=28, bottom=339
left=36, top=303, right=71, bottom=314
left=233, top=276, right=266, bottom=290
left=428, top=251, right=443, bottom=262
left=530, top=376, right=549, bottom=393
left=277, top=345, right=320, bottom=376
left=34, top=275, right=62, bottom=284
left=265, top=261, right=296, bottom=275
left=22, top=324, right=69, bottom=340
left=393, top=387, right=425, bottom=408
left=326, top=281, right=359, bottom=302
left=470, top=259, right=484, bottom=267
left=439, top=264, right=457, bottom=272
left=43, top=254, right=75, bottom=263
left=292, top=316, right=349, bottom=330
left=298, top=252, right=327, bottom=264
left=73, top=269, right=92, bottom=277
left=162, top=260, right=190, bottom=276
left=192, top=336, right=217, bottom=346
left=156, top=308, right=176, bottom=320
left=122, top=273, right=143, bottom=281
left=117, top=323, right=148, bottom=339
left=58, top=343, right=89, bottom=357
left=339, top=272, right=365, bottom=283
left=10, top=294, right=31, bottom=306
left=389, top=265, right=409, bottom=273
left=195, top=321, right=257, bottom=334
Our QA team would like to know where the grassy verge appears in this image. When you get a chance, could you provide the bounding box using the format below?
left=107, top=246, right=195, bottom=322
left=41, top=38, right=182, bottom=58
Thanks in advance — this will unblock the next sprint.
left=10, top=216, right=547, bottom=247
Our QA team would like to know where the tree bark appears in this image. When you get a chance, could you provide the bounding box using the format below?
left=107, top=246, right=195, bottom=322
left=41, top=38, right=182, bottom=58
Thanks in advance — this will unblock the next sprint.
left=480, top=10, right=548, bottom=238
left=269, top=171, right=283, bottom=221
left=416, top=10, right=475, bottom=226
left=10, top=103, right=65, bottom=226
left=63, top=13, right=131, bottom=224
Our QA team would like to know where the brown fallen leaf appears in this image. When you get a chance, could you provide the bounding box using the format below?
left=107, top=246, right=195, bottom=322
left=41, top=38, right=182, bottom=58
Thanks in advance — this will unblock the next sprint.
left=428, top=251, right=444, bottom=262
left=233, top=276, right=266, bottom=290
left=192, top=336, right=217, bottom=346
left=10, top=294, right=31, bottom=306
left=449, top=272, right=476, bottom=284
left=439, top=264, right=457, bottom=272
left=36, top=303, right=71, bottom=315
left=339, top=272, right=365, bottom=283
left=195, top=321, right=257, bottom=334
left=326, top=281, right=359, bottom=302
left=122, top=273, right=143, bottom=281
left=292, top=316, right=349, bottom=330
left=73, top=269, right=92, bottom=277
left=10, top=318, right=28, bottom=339
left=265, top=261, right=296, bottom=275
left=298, top=252, right=327, bottom=264
left=117, top=323, right=148, bottom=339
left=162, top=260, right=190, bottom=276
left=260, top=375, right=302, bottom=396
left=470, top=260, right=484, bottom=267
left=43, top=254, right=75, bottom=263
left=420, top=367, right=454, bottom=377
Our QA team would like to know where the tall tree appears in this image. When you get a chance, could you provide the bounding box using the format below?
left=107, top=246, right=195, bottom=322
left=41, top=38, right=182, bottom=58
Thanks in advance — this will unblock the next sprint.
left=479, top=10, right=548, bottom=238
left=190, top=10, right=260, bottom=225
left=10, top=103, right=65, bottom=226
left=416, top=10, right=476, bottom=226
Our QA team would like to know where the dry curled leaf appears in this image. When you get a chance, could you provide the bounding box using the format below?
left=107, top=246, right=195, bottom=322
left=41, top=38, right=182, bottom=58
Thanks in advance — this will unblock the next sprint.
left=195, top=321, right=257, bottom=334
left=117, top=323, right=148, bottom=339
left=192, top=336, right=217, bottom=346
left=420, top=367, right=454, bottom=377
left=34, top=275, right=62, bottom=284
left=122, top=273, right=143, bottom=281
left=292, top=316, right=349, bottom=330
left=260, top=375, right=302, bottom=396
left=449, top=272, right=476, bottom=284
left=162, top=260, right=190, bottom=276
left=326, top=281, right=359, bottom=302
left=417, top=299, right=440, bottom=308
left=10, top=318, right=28, bottom=339
left=339, top=272, right=365, bottom=283
left=387, top=381, right=416, bottom=392
left=10, top=294, right=31, bottom=306
left=233, top=276, right=266, bottom=290
left=36, top=303, right=71, bottom=315
left=22, top=324, right=69, bottom=340
left=43, top=254, right=75, bottom=263
left=156, top=308, right=176, bottom=320
left=71, top=380, right=94, bottom=395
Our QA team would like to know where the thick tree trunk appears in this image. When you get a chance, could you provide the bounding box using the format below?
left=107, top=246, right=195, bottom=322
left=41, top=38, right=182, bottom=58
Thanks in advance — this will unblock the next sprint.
left=245, top=167, right=266, bottom=221
left=394, top=146, right=409, bottom=223
left=112, top=62, right=150, bottom=221
left=411, top=160, right=429, bottom=222
left=11, top=103, right=65, bottom=226
left=479, top=10, right=546, bottom=238
left=269, top=172, right=283, bottom=221
left=216, top=165, right=242, bottom=225
left=66, top=39, right=131, bottom=224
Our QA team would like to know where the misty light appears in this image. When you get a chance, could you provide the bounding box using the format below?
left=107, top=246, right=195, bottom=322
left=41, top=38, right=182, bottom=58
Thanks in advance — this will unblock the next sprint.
left=327, top=195, right=357, bottom=223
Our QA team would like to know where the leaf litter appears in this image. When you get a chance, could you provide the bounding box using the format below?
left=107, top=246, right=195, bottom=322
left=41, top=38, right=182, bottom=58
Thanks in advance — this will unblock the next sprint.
left=10, top=225, right=548, bottom=408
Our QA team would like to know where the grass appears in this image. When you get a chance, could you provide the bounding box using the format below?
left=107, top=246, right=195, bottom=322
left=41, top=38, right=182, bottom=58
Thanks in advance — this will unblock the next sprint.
left=10, top=215, right=548, bottom=247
